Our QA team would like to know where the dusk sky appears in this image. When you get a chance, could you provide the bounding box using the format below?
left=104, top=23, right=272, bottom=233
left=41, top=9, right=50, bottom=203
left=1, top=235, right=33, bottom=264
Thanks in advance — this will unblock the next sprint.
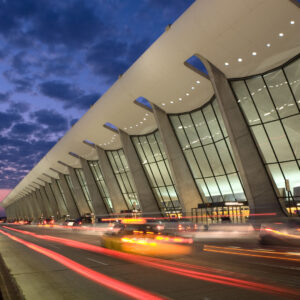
left=0, top=0, right=194, bottom=213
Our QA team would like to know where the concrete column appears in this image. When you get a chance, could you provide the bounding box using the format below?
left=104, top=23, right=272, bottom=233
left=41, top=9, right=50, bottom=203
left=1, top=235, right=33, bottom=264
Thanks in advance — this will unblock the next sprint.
left=19, top=200, right=27, bottom=219
left=29, top=192, right=42, bottom=219
left=67, top=166, right=91, bottom=216
left=39, top=186, right=54, bottom=217
left=119, top=130, right=160, bottom=215
left=34, top=189, right=47, bottom=217
left=44, top=182, right=60, bottom=219
left=152, top=104, right=203, bottom=215
left=24, top=197, right=34, bottom=220
left=95, top=146, right=127, bottom=213
left=200, top=57, right=286, bottom=217
left=26, top=194, right=36, bottom=220
left=50, top=178, right=69, bottom=217
left=57, top=173, right=80, bottom=219
left=79, top=157, right=108, bottom=216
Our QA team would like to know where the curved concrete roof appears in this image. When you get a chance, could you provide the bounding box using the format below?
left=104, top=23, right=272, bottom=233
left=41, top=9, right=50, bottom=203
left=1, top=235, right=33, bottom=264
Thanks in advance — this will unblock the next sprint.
left=2, top=0, right=300, bottom=207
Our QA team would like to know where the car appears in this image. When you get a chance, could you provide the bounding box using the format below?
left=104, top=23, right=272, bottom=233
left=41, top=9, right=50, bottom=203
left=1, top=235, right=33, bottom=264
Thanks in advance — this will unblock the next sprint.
left=259, top=218, right=300, bottom=247
left=100, top=221, right=195, bottom=257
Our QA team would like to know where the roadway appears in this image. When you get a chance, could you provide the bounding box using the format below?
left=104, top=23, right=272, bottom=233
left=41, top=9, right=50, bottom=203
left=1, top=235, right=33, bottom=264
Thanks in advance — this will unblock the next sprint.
left=0, top=224, right=299, bottom=300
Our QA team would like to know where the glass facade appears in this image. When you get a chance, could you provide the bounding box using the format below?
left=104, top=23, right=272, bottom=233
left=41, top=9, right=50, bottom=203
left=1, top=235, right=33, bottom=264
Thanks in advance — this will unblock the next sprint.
left=170, top=98, right=246, bottom=205
left=132, top=131, right=181, bottom=212
left=106, top=149, right=140, bottom=210
left=74, top=169, right=94, bottom=213
left=88, top=160, right=113, bottom=213
left=231, top=56, right=300, bottom=215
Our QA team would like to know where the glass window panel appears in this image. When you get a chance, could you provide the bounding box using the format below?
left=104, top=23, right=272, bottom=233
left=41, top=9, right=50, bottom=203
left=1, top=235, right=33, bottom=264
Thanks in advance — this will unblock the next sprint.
left=184, top=149, right=202, bottom=178
left=246, top=76, right=278, bottom=123
left=180, top=114, right=201, bottom=148
left=204, top=144, right=224, bottom=176
left=284, top=58, right=300, bottom=109
left=116, top=174, right=126, bottom=193
left=119, top=151, right=129, bottom=171
left=231, top=80, right=261, bottom=125
left=140, top=136, right=155, bottom=163
left=205, top=177, right=221, bottom=197
left=215, top=140, right=235, bottom=173
left=121, top=173, right=132, bottom=192
left=265, top=121, right=294, bottom=161
left=157, top=161, right=172, bottom=186
left=191, top=110, right=212, bottom=145
left=196, top=179, right=210, bottom=199
left=264, top=69, right=298, bottom=118
left=149, top=163, right=164, bottom=186
left=169, top=116, right=189, bottom=149
left=282, top=115, right=300, bottom=159
left=203, top=104, right=222, bottom=142
left=267, top=164, right=285, bottom=191
left=193, top=147, right=212, bottom=177
left=147, top=134, right=162, bottom=162
left=144, top=164, right=156, bottom=187
left=251, top=125, right=277, bottom=163
left=216, top=176, right=232, bottom=196
left=280, top=161, right=300, bottom=196
left=228, top=173, right=244, bottom=195
left=133, top=137, right=147, bottom=164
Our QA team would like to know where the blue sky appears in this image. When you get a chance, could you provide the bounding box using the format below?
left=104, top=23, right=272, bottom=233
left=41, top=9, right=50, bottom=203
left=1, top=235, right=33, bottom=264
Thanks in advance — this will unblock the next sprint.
left=0, top=0, right=194, bottom=190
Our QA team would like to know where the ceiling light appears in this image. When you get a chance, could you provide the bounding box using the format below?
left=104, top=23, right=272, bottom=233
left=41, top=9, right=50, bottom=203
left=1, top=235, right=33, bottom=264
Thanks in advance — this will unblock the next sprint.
left=145, top=113, right=149, bottom=116
left=136, top=124, right=138, bottom=127
left=130, top=126, right=133, bottom=129
left=252, top=52, right=257, bottom=56
left=290, top=20, right=295, bottom=25
left=224, top=62, right=229, bottom=66
left=266, top=43, right=271, bottom=47
left=170, top=101, right=174, bottom=104
left=279, top=33, right=284, bottom=37
left=162, top=103, right=166, bottom=106
left=191, top=86, right=195, bottom=90
left=178, top=97, right=182, bottom=101
left=196, top=80, right=200, bottom=84
left=238, top=58, right=243, bottom=62
left=186, top=93, right=190, bottom=96
left=124, top=127, right=127, bottom=130
left=143, top=118, right=146, bottom=120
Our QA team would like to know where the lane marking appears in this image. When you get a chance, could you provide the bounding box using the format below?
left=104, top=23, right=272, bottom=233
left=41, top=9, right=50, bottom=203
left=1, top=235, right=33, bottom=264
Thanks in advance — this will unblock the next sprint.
left=49, top=244, right=60, bottom=249
left=87, top=258, right=108, bottom=265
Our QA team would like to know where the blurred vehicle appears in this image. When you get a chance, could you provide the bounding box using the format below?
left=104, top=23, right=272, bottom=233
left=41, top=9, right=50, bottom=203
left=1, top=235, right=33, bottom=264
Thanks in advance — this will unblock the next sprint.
left=259, top=218, right=300, bottom=246
left=39, top=216, right=54, bottom=225
left=163, top=218, right=198, bottom=234
left=63, top=219, right=77, bottom=226
left=100, top=221, right=195, bottom=257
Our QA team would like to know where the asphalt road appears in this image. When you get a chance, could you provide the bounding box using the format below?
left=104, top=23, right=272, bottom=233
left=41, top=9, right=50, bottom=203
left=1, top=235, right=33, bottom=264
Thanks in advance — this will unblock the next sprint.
left=0, top=224, right=299, bottom=300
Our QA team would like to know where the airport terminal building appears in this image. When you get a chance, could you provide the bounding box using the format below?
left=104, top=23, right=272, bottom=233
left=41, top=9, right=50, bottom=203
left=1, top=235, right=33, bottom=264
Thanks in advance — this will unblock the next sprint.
left=2, top=0, right=300, bottom=221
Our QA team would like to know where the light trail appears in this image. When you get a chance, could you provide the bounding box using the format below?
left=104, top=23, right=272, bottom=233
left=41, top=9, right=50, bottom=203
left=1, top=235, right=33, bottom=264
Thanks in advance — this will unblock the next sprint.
left=0, top=229, right=166, bottom=300
left=204, top=245, right=300, bottom=262
left=2, top=226, right=300, bottom=298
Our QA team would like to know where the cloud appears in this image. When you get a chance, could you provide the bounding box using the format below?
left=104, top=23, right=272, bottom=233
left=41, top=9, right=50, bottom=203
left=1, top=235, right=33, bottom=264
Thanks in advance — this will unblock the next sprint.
left=0, top=92, right=10, bottom=103
left=0, top=111, right=22, bottom=131
left=30, top=109, right=68, bottom=132
left=39, top=80, right=100, bottom=110
left=10, top=122, right=40, bottom=138
left=86, top=39, right=129, bottom=81
left=7, top=101, right=31, bottom=114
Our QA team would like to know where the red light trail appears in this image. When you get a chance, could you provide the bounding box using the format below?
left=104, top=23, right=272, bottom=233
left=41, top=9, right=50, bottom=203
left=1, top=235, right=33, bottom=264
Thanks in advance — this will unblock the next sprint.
left=2, top=226, right=300, bottom=298
left=0, top=229, right=166, bottom=300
